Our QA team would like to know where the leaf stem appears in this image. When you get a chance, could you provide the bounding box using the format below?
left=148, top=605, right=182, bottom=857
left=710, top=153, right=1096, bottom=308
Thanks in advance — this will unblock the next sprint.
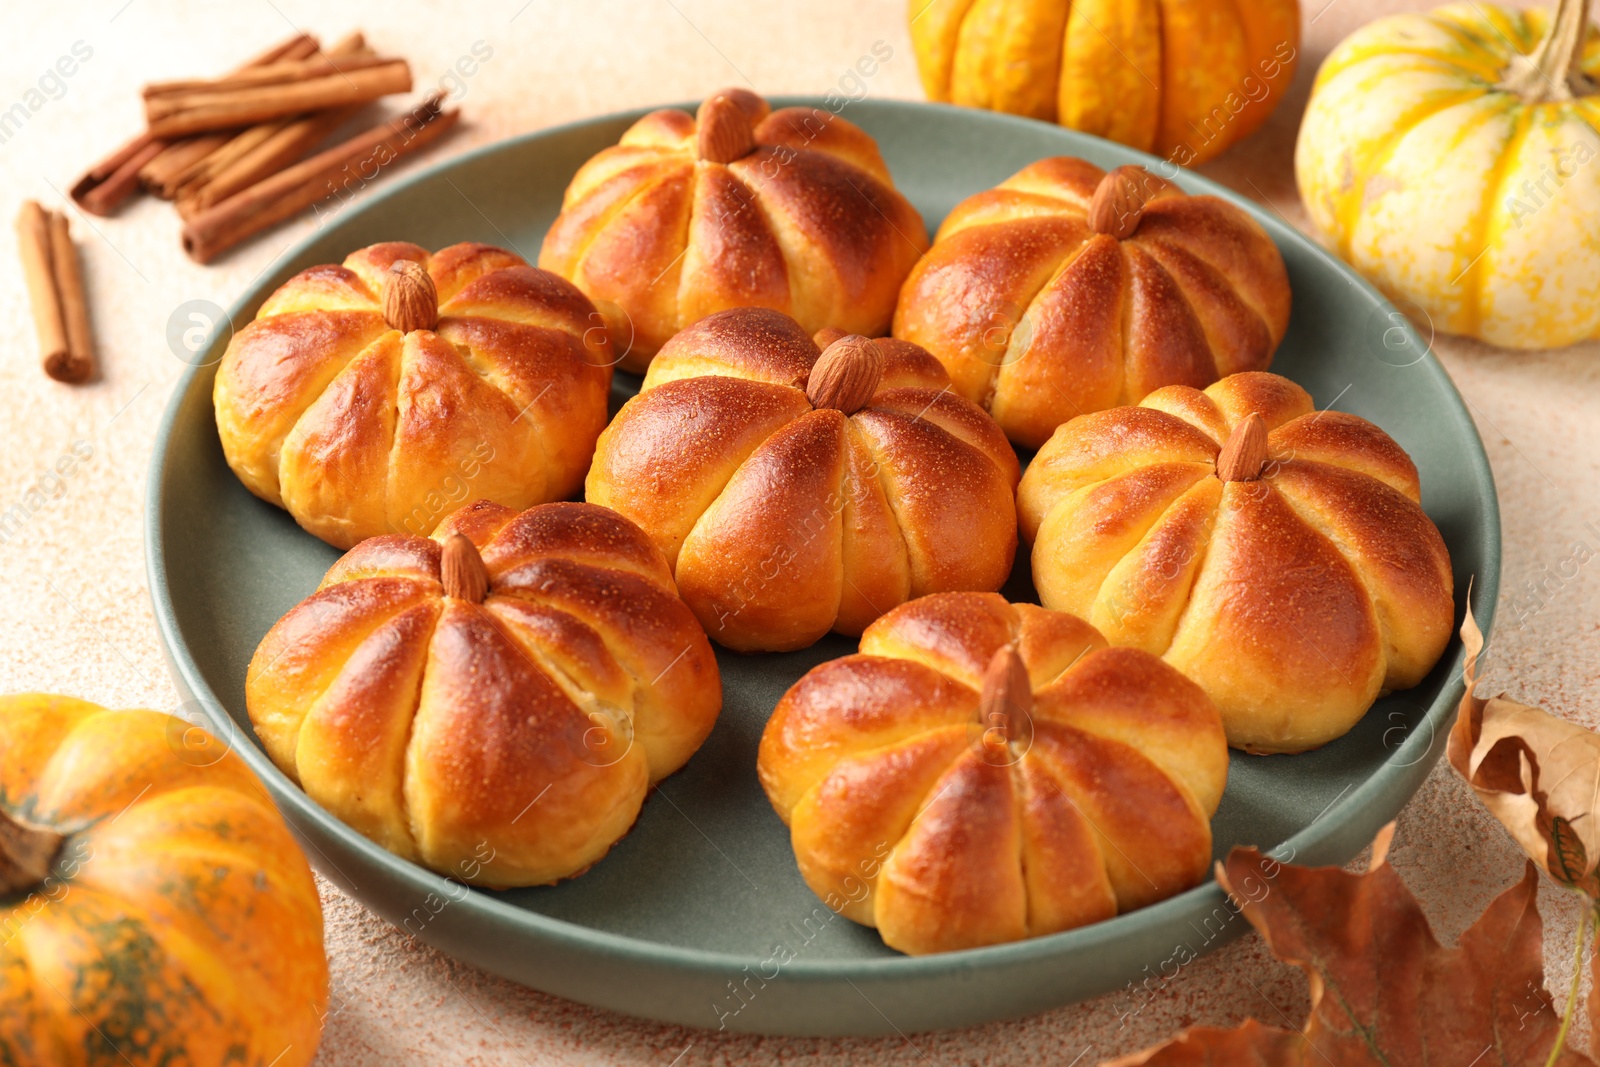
left=1544, top=895, right=1591, bottom=1067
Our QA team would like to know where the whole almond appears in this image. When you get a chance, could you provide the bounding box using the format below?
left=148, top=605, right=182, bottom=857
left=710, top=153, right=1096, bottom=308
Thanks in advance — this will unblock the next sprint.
left=382, top=259, right=438, bottom=333
left=806, top=334, right=884, bottom=414
left=696, top=94, right=757, bottom=164
left=440, top=533, right=489, bottom=602
left=1216, top=412, right=1269, bottom=482
left=977, top=644, right=1033, bottom=747
left=1087, top=164, right=1154, bottom=240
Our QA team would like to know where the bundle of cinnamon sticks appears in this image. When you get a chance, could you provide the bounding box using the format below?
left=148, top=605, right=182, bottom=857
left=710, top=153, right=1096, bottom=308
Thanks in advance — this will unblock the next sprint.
left=70, top=29, right=459, bottom=264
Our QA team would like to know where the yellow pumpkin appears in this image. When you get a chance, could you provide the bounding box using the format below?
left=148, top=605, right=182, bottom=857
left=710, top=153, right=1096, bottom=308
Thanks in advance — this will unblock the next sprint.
left=1296, top=0, right=1600, bottom=348
left=909, top=0, right=1301, bottom=165
left=0, top=694, right=328, bottom=1067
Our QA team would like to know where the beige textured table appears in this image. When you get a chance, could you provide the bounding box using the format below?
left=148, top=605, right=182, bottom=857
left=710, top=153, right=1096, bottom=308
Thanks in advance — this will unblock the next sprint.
left=3, top=0, right=1597, bottom=1062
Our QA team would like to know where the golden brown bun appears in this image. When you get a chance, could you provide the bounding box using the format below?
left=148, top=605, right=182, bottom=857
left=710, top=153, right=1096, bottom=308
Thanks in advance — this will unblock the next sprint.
left=586, top=308, right=1021, bottom=652
left=246, top=500, right=721, bottom=888
left=215, top=242, right=613, bottom=549
left=894, top=158, right=1291, bottom=449
left=758, top=592, right=1227, bottom=956
left=1017, top=371, right=1454, bottom=754
left=539, top=88, right=928, bottom=372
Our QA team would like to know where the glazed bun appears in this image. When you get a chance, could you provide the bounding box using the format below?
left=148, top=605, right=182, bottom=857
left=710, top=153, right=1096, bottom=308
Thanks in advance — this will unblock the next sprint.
left=541, top=88, right=927, bottom=371
left=1018, top=371, right=1453, bottom=753
left=759, top=592, right=1228, bottom=955
left=586, top=308, right=1020, bottom=651
left=895, top=159, right=1290, bottom=449
left=215, top=242, right=613, bottom=549
left=247, top=500, right=721, bottom=887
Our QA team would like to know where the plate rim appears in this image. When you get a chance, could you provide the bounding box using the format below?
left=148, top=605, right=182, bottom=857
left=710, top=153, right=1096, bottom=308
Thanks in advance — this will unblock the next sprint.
left=145, top=96, right=1503, bottom=990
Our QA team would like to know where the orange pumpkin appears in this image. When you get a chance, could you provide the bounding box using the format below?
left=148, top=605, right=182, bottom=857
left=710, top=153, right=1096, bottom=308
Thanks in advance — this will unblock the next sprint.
left=0, top=694, right=328, bottom=1067
left=909, top=0, right=1301, bottom=165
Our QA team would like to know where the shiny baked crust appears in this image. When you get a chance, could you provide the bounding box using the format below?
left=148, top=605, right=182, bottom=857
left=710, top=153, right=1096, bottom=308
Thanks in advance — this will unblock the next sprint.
left=586, top=308, right=1021, bottom=652
left=757, top=592, right=1228, bottom=956
left=245, top=500, right=721, bottom=888
left=539, top=88, right=928, bottom=372
left=215, top=242, right=613, bottom=549
left=893, top=157, right=1291, bottom=448
left=1017, top=371, right=1454, bottom=754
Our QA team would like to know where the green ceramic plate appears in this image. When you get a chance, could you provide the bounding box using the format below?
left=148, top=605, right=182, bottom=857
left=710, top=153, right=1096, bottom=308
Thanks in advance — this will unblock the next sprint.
left=147, top=98, right=1500, bottom=1036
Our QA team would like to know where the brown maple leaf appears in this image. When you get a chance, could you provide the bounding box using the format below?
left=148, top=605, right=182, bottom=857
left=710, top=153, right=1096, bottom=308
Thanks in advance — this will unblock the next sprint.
left=1104, top=824, right=1593, bottom=1066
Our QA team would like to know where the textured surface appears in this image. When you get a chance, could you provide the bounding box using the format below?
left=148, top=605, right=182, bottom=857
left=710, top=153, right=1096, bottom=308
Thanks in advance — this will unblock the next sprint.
left=0, top=0, right=1595, bottom=1062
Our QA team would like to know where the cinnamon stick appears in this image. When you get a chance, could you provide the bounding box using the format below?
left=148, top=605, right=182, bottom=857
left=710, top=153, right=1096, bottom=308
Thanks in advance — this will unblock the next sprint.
left=16, top=201, right=95, bottom=384
left=144, top=51, right=394, bottom=98
left=182, top=96, right=458, bottom=264
left=164, top=34, right=371, bottom=207
left=72, top=30, right=319, bottom=215
left=71, top=132, right=153, bottom=198
left=71, top=136, right=165, bottom=215
left=15, top=202, right=66, bottom=375
left=146, top=60, right=412, bottom=139
left=140, top=133, right=231, bottom=198
left=178, top=106, right=356, bottom=217
left=48, top=210, right=96, bottom=382
left=166, top=122, right=286, bottom=193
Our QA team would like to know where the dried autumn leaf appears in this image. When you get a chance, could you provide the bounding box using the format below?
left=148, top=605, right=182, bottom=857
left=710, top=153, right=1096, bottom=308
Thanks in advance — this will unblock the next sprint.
left=1448, top=601, right=1600, bottom=897
left=1447, top=600, right=1600, bottom=1059
left=1104, top=828, right=1593, bottom=1066
left=1105, top=1019, right=1306, bottom=1065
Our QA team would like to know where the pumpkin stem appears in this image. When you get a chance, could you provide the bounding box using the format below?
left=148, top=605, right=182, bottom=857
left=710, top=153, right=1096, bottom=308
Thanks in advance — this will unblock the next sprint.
left=1499, top=0, right=1596, bottom=101
left=0, top=808, right=64, bottom=898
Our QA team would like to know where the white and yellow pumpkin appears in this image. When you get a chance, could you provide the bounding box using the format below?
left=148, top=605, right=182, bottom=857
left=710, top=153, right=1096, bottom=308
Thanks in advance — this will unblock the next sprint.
left=1296, top=0, right=1600, bottom=349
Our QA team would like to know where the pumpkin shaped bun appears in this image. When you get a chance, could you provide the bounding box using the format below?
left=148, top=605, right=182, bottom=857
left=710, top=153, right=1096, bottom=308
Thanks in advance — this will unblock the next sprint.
left=539, top=87, right=928, bottom=372
left=0, top=694, right=327, bottom=1067
left=758, top=593, right=1228, bottom=956
left=215, top=241, right=613, bottom=550
left=894, top=159, right=1291, bottom=449
left=1018, top=371, right=1454, bottom=755
left=586, top=307, right=1021, bottom=652
left=246, top=500, right=722, bottom=888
